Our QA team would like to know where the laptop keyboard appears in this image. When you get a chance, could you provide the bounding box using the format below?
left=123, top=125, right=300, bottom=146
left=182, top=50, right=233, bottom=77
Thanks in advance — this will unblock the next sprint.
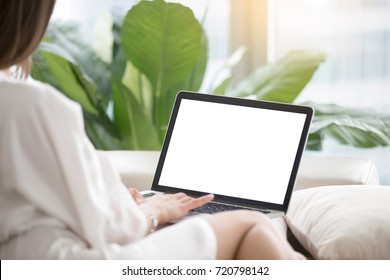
left=142, top=192, right=270, bottom=215
left=142, top=192, right=157, bottom=198
left=192, top=202, right=271, bottom=215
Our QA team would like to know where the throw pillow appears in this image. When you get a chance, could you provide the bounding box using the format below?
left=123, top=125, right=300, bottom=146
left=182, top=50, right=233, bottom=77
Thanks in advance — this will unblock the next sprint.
left=285, top=185, right=390, bottom=259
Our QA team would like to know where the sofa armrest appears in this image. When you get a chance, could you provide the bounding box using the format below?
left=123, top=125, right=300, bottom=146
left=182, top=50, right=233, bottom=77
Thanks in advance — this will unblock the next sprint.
left=100, top=150, right=158, bottom=191
left=294, top=154, right=380, bottom=190
left=100, top=151, right=380, bottom=191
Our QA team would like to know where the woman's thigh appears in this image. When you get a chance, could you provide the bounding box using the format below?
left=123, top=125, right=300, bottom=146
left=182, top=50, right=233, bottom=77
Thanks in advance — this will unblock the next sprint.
left=206, top=210, right=300, bottom=260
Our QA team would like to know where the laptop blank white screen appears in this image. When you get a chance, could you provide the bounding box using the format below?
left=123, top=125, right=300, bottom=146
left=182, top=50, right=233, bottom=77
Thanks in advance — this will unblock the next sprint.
left=158, top=99, right=307, bottom=205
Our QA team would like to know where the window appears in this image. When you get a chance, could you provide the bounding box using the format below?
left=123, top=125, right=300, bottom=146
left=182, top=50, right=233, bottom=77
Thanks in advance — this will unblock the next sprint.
left=269, top=0, right=390, bottom=184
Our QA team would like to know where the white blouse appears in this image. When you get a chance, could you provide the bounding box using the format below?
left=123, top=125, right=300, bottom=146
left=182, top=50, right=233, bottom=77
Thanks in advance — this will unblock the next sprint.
left=0, top=72, right=216, bottom=259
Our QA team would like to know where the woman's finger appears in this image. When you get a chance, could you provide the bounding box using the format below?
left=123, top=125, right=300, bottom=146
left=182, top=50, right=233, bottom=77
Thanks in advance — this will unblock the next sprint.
left=173, top=192, right=186, bottom=199
left=180, top=196, right=193, bottom=203
left=128, top=188, right=144, bottom=204
left=184, top=194, right=214, bottom=210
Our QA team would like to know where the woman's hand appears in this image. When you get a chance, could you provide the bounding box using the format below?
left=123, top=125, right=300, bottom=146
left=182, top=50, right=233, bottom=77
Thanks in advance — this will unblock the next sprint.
left=129, top=188, right=214, bottom=225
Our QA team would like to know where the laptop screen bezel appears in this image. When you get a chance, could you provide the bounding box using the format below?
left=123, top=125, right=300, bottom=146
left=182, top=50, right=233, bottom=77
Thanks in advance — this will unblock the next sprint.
left=151, top=91, right=314, bottom=212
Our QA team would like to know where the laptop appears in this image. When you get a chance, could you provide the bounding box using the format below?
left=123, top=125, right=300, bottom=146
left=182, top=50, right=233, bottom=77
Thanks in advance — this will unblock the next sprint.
left=142, top=91, right=313, bottom=218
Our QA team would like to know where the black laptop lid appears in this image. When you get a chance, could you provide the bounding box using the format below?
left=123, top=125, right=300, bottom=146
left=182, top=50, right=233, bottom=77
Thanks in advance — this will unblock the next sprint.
left=152, top=91, right=313, bottom=212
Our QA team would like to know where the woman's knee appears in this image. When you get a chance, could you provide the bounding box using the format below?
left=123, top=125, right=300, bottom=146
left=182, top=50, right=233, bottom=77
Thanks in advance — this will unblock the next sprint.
left=225, top=210, right=271, bottom=226
left=206, top=210, right=271, bottom=236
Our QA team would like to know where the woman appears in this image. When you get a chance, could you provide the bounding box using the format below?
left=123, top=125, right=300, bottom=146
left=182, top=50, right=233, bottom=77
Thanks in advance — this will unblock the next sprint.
left=0, top=0, right=303, bottom=260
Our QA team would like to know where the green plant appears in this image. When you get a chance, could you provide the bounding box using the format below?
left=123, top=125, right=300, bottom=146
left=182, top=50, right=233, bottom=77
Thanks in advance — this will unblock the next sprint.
left=32, top=0, right=390, bottom=151
left=305, top=102, right=390, bottom=149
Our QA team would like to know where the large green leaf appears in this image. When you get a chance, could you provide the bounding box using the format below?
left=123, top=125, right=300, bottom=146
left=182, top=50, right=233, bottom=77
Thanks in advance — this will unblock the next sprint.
left=155, top=29, right=208, bottom=140
left=84, top=120, right=121, bottom=150
left=230, top=50, right=326, bottom=103
left=122, top=61, right=154, bottom=122
left=113, top=82, right=160, bottom=150
left=121, top=0, right=203, bottom=140
left=32, top=43, right=99, bottom=116
left=33, top=42, right=120, bottom=145
left=307, top=102, right=390, bottom=148
left=121, top=0, right=202, bottom=96
left=178, top=29, right=209, bottom=93
left=44, top=24, right=112, bottom=109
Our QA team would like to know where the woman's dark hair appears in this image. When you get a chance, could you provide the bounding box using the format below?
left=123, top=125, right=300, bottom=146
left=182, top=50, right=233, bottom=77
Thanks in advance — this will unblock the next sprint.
left=0, top=0, right=56, bottom=77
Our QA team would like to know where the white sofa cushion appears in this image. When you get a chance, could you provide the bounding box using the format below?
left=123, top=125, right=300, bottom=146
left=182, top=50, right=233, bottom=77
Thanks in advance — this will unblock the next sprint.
left=285, top=185, right=390, bottom=259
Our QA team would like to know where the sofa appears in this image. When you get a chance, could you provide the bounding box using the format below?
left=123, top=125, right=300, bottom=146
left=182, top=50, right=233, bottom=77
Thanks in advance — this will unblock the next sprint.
left=103, top=150, right=390, bottom=260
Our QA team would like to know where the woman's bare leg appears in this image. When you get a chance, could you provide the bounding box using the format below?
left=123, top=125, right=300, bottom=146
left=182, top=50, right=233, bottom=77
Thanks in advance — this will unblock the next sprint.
left=206, top=210, right=305, bottom=260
